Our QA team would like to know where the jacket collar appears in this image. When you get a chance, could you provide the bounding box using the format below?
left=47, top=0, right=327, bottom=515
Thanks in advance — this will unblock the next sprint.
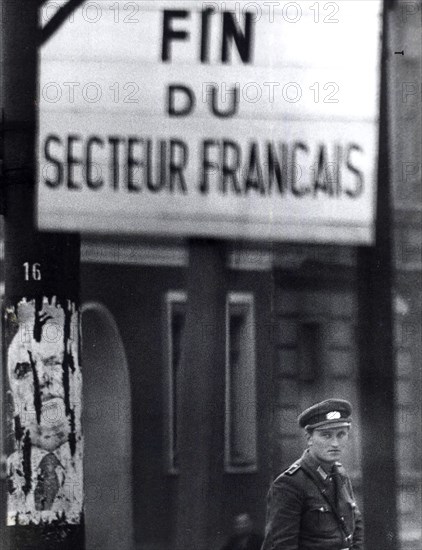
left=300, top=449, right=335, bottom=483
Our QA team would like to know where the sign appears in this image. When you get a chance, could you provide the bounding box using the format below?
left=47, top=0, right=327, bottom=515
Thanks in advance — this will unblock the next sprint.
left=37, top=0, right=382, bottom=244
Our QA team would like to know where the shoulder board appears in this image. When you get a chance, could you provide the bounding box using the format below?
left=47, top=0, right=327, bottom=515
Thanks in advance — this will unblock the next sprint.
left=284, top=462, right=301, bottom=476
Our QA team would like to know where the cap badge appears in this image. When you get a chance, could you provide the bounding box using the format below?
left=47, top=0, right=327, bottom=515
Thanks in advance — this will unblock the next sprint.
left=326, top=411, right=341, bottom=420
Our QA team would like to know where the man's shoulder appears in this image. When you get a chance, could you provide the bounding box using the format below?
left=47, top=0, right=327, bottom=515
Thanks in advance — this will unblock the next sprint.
left=273, top=458, right=305, bottom=485
left=284, top=461, right=302, bottom=476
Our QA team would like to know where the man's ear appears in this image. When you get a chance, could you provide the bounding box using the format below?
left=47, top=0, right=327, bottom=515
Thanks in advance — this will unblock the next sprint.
left=306, top=430, right=313, bottom=446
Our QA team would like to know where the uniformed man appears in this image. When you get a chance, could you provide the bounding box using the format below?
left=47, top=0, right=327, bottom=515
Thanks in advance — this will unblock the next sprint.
left=261, top=399, right=363, bottom=550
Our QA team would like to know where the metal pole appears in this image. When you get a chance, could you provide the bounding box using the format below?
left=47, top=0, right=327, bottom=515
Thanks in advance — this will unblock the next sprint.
left=2, top=1, right=85, bottom=548
left=357, top=2, right=398, bottom=549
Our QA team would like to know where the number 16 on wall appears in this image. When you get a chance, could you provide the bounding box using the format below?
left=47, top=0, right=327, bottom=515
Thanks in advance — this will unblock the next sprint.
left=23, top=262, right=42, bottom=281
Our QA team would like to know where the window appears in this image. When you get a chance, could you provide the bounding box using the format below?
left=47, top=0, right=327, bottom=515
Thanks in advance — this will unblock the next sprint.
left=225, top=293, right=257, bottom=472
left=164, top=291, right=257, bottom=474
left=298, top=322, right=322, bottom=382
left=163, top=291, right=186, bottom=474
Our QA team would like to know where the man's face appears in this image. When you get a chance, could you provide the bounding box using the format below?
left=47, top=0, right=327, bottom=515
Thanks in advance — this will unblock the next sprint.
left=307, top=426, right=350, bottom=464
left=8, top=332, right=70, bottom=451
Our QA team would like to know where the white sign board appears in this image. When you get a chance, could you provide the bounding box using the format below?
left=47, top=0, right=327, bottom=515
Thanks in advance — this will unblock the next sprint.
left=37, top=0, right=382, bottom=244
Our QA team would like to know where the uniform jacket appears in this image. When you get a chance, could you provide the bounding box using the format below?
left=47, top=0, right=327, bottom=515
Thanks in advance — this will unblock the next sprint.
left=261, top=450, right=363, bottom=550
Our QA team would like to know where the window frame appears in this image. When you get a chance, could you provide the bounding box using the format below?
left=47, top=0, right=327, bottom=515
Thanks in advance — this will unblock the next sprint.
left=224, top=292, right=258, bottom=473
left=163, top=290, right=187, bottom=475
left=163, top=290, right=258, bottom=474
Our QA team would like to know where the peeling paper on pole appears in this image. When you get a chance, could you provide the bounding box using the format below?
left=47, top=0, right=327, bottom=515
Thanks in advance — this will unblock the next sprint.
left=5, top=297, right=83, bottom=526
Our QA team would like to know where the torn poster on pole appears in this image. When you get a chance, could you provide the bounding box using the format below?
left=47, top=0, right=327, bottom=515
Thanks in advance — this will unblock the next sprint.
left=5, top=298, right=83, bottom=526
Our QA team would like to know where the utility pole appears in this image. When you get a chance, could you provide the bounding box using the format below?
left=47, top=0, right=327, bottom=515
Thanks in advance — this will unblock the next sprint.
left=1, top=1, right=85, bottom=548
left=357, top=2, right=398, bottom=549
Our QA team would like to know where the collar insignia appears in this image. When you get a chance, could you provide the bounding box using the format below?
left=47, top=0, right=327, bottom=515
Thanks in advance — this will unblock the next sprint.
left=317, top=465, right=328, bottom=480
